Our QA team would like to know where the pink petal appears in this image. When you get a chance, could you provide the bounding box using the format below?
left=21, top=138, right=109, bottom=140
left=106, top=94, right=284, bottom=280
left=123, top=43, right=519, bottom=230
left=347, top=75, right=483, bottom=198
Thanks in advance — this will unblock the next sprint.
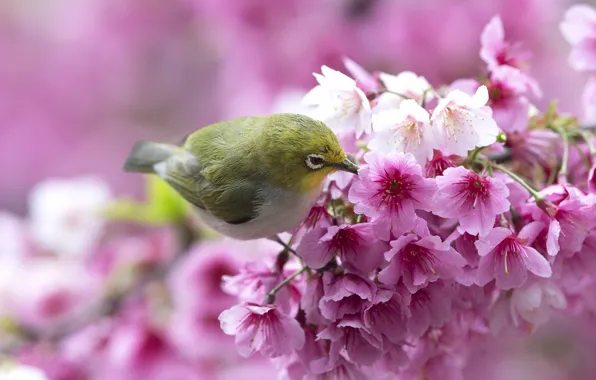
left=522, top=247, right=552, bottom=278
left=475, top=227, right=511, bottom=256
left=546, top=220, right=561, bottom=256
left=296, top=227, right=332, bottom=269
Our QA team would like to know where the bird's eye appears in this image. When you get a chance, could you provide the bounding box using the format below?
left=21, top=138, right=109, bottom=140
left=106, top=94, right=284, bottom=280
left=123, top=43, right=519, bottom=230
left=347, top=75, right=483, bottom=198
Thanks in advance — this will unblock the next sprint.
left=306, top=154, right=325, bottom=170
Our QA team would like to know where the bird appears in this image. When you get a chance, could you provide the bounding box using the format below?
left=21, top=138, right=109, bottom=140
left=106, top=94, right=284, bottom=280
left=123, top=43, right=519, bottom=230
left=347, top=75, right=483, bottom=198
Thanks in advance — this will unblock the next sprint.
left=122, top=113, right=359, bottom=241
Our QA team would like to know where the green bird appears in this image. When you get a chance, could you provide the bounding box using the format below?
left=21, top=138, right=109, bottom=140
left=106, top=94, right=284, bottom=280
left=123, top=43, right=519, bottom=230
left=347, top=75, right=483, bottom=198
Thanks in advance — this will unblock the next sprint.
left=123, top=113, right=359, bottom=240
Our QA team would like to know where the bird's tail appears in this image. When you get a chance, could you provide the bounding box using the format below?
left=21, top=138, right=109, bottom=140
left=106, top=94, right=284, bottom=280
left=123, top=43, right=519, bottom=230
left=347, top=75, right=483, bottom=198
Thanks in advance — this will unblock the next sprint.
left=122, top=141, right=179, bottom=173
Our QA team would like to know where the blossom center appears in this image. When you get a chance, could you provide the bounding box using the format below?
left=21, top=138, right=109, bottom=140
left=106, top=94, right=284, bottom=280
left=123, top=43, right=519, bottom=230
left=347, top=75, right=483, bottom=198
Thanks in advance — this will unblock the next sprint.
left=463, top=174, right=490, bottom=208
left=402, top=243, right=437, bottom=275
left=395, top=120, right=423, bottom=151
left=495, top=235, right=523, bottom=274
left=330, top=228, right=362, bottom=254
left=372, top=168, right=414, bottom=212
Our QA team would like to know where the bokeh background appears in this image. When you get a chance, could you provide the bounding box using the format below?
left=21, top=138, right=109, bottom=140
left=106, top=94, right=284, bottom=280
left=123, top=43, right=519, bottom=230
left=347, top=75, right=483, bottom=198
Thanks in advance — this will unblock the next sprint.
left=3, top=1, right=596, bottom=379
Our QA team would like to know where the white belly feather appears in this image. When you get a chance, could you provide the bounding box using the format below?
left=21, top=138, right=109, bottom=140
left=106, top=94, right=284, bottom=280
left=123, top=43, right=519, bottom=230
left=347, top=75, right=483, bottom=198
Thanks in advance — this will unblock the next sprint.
left=192, top=185, right=321, bottom=240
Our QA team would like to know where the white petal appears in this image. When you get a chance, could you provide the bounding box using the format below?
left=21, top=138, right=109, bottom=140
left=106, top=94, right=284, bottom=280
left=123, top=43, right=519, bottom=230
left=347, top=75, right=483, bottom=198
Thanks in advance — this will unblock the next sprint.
left=470, top=85, right=490, bottom=109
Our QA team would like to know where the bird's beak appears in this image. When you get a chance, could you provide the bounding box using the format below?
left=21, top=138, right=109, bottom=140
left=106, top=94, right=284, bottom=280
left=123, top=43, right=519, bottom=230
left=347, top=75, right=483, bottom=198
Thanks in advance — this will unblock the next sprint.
left=338, top=157, right=360, bottom=174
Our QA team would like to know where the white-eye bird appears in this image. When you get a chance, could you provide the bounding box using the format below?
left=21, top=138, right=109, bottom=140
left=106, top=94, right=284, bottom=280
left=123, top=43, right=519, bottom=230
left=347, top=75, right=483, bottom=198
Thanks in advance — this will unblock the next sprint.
left=123, top=113, right=359, bottom=240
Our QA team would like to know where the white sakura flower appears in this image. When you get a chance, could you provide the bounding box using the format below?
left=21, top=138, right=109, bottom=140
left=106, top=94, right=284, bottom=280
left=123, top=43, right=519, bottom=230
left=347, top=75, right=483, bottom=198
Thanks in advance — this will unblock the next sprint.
left=378, top=71, right=433, bottom=106
left=303, top=65, right=372, bottom=138
left=430, top=85, right=499, bottom=157
left=369, top=99, right=437, bottom=164
left=29, top=176, right=111, bottom=257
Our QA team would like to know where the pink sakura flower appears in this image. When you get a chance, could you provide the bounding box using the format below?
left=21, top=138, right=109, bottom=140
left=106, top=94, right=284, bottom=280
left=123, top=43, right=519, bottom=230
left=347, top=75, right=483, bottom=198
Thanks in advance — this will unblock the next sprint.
left=475, top=222, right=552, bottom=290
left=343, top=57, right=379, bottom=93
left=378, top=233, right=466, bottom=293
left=450, top=231, right=481, bottom=286
left=316, top=315, right=383, bottom=366
left=430, top=86, right=499, bottom=157
left=424, top=150, right=459, bottom=178
left=560, top=4, right=596, bottom=71
left=506, top=128, right=560, bottom=169
left=222, top=261, right=302, bottom=316
left=363, top=287, right=411, bottom=344
left=407, top=281, right=454, bottom=338
left=305, top=356, right=367, bottom=380
left=348, top=152, right=437, bottom=240
left=480, top=15, right=531, bottom=71
left=524, top=185, right=593, bottom=256
left=296, top=223, right=387, bottom=273
left=219, top=303, right=305, bottom=359
left=300, top=275, right=326, bottom=326
left=433, top=167, right=510, bottom=237
left=319, top=272, right=376, bottom=321
left=369, top=99, right=437, bottom=165
left=486, top=65, right=540, bottom=133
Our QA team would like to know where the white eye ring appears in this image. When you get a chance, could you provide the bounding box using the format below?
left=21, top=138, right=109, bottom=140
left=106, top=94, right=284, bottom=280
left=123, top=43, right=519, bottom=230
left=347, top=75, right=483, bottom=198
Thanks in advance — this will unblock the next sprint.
left=306, top=154, right=325, bottom=170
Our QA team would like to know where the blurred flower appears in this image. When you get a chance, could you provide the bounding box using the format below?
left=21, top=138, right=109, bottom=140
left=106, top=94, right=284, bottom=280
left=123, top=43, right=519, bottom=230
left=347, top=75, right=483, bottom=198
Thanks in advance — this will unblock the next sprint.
left=481, top=15, right=531, bottom=71
left=560, top=4, right=596, bottom=71
left=0, top=364, right=48, bottom=380
left=28, top=176, right=111, bottom=257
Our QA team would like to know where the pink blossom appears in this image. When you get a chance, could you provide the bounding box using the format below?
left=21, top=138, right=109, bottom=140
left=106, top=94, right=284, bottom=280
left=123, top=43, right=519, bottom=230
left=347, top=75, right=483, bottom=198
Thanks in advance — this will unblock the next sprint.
left=424, top=150, right=459, bottom=178
left=296, top=223, right=387, bottom=273
left=319, top=272, right=376, bottom=321
left=219, top=303, right=305, bottom=358
left=525, top=185, right=593, bottom=256
left=451, top=231, right=481, bottom=286
left=475, top=223, right=552, bottom=290
left=316, top=315, right=383, bottom=366
left=407, top=282, right=454, bottom=338
left=304, top=356, right=367, bottom=380
left=363, top=287, right=411, bottom=343
left=480, top=15, right=531, bottom=70
left=348, top=152, right=437, bottom=240
left=434, top=167, right=510, bottom=237
left=430, top=86, right=500, bottom=157
left=343, top=57, right=379, bottom=93
left=560, top=4, right=596, bottom=71
left=300, top=275, right=326, bottom=326
left=222, top=261, right=302, bottom=316
left=486, top=65, right=538, bottom=133
left=507, top=128, right=560, bottom=169
left=378, top=234, right=466, bottom=293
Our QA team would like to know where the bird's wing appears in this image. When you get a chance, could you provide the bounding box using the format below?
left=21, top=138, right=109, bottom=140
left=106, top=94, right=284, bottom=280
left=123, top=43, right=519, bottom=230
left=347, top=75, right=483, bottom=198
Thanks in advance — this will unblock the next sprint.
left=159, top=150, right=262, bottom=225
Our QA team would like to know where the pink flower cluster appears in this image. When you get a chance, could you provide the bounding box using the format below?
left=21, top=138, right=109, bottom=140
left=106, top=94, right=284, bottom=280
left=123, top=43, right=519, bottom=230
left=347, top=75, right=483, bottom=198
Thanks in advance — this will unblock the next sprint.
left=217, top=13, right=596, bottom=379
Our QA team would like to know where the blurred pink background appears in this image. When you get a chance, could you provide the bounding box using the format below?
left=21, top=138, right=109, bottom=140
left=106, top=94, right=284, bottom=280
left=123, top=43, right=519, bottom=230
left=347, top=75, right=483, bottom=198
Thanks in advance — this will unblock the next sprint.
left=2, top=0, right=594, bottom=213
